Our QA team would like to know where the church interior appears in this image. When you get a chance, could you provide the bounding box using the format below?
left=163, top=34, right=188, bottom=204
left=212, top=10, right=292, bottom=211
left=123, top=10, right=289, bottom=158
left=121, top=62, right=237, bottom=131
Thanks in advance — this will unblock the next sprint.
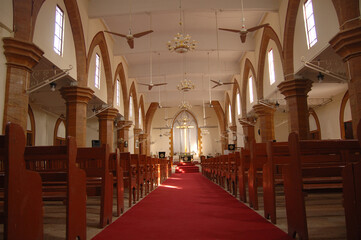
left=0, top=0, right=361, bottom=239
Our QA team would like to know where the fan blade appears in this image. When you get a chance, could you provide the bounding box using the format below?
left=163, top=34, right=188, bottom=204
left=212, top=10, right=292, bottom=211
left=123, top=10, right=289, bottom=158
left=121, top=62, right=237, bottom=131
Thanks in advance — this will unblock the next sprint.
left=247, top=23, right=269, bottom=32
left=153, top=83, right=168, bottom=87
left=218, top=28, right=241, bottom=33
left=104, top=31, right=127, bottom=38
left=133, top=30, right=154, bottom=38
left=210, top=79, right=220, bottom=84
left=138, top=83, right=151, bottom=86
left=223, top=82, right=236, bottom=85
left=127, top=39, right=134, bottom=49
left=212, top=85, right=220, bottom=89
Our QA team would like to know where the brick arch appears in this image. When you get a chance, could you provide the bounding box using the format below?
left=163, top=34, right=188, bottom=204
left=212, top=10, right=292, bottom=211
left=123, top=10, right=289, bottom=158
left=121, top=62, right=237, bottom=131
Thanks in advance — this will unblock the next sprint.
left=283, top=0, right=301, bottom=80
left=14, top=0, right=87, bottom=85
left=87, top=31, right=113, bottom=105
left=339, top=90, right=350, bottom=139
left=257, top=26, right=284, bottom=99
left=211, top=100, right=226, bottom=136
left=241, top=58, right=257, bottom=117
left=114, top=62, right=129, bottom=115
left=128, top=81, right=139, bottom=126
left=231, top=79, right=241, bottom=124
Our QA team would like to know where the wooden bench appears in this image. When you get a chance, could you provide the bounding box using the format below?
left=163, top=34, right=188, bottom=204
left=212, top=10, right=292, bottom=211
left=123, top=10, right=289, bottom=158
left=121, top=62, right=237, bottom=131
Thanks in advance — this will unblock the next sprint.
left=145, top=156, right=152, bottom=194
left=238, top=148, right=250, bottom=202
left=119, top=152, right=136, bottom=207
left=342, top=119, right=361, bottom=239
left=0, top=123, right=43, bottom=240
left=25, top=136, right=87, bottom=239
left=228, top=152, right=240, bottom=197
left=130, top=154, right=140, bottom=202
left=248, top=141, right=267, bottom=210
left=283, top=133, right=361, bottom=239
left=109, top=148, right=124, bottom=216
left=77, top=144, right=113, bottom=228
left=138, top=154, right=146, bottom=198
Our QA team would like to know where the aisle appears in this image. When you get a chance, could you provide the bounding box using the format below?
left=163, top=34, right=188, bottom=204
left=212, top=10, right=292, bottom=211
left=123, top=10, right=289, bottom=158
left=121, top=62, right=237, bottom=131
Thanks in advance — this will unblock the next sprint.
left=93, top=173, right=291, bottom=240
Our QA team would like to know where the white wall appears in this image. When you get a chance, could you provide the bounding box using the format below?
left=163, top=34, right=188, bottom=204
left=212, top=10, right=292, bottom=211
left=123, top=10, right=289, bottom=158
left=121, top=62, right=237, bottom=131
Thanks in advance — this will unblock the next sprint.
left=313, top=91, right=346, bottom=139
left=33, top=0, right=77, bottom=80
left=293, top=0, right=339, bottom=73
left=86, top=117, right=99, bottom=147
left=274, top=110, right=289, bottom=142
left=31, top=105, right=59, bottom=146
left=88, top=45, right=108, bottom=103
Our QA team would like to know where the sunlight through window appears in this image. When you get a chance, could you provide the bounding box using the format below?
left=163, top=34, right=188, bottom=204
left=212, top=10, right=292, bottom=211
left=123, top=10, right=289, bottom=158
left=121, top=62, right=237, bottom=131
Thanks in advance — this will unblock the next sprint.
left=95, top=53, right=101, bottom=89
left=268, top=49, right=275, bottom=85
left=249, top=76, right=254, bottom=103
left=303, top=0, right=317, bottom=49
left=53, top=6, right=64, bottom=56
left=116, top=79, right=120, bottom=106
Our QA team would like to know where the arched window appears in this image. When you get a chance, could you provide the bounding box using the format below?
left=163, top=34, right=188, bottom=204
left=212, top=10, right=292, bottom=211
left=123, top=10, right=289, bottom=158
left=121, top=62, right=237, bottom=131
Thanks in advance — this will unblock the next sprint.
left=173, top=111, right=198, bottom=156
left=303, top=0, right=317, bottom=49
left=54, top=116, right=66, bottom=145
left=129, top=95, right=134, bottom=120
left=139, top=107, right=143, bottom=129
left=268, top=49, right=275, bottom=85
left=116, top=79, right=120, bottom=106
left=236, top=91, right=241, bottom=116
left=228, top=104, right=232, bottom=124
left=249, top=76, right=254, bottom=103
left=95, top=53, right=101, bottom=89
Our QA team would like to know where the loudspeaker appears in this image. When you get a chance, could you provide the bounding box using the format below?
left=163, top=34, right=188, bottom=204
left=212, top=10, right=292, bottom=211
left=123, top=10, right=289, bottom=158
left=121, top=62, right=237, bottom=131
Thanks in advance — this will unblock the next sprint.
left=92, top=140, right=101, bottom=147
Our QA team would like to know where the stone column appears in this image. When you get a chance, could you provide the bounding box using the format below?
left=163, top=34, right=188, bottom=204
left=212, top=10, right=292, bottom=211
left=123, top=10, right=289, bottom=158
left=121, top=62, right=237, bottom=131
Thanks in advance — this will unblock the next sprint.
left=330, top=21, right=361, bottom=138
left=2, top=37, right=44, bottom=132
left=253, top=104, right=276, bottom=142
left=60, top=86, right=94, bottom=147
left=96, top=107, right=118, bottom=152
left=133, top=128, right=143, bottom=154
left=229, top=125, right=237, bottom=145
left=239, top=118, right=255, bottom=150
left=278, top=78, right=312, bottom=140
left=221, top=130, right=228, bottom=154
left=117, top=120, right=132, bottom=152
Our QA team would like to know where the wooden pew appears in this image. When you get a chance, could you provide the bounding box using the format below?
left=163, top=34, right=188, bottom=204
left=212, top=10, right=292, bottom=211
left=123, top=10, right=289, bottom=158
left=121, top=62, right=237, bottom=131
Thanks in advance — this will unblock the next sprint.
left=238, top=148, right=250, bottom=202
left=248, top=141, right=267, bottom=210
left=229, top=152, right=240, bottom=197
left=263, top=141, right=289, bottom=224
left=25, top=136, right=87, bottom=240
left=153, top=158, right=159, bottom=186
left=283, top=133, right=361, bottom=239
left=77, top=144, right=113, bottom=228
left=120, top=152, right=137, bottom=207
left=130, top=154, right=140, bottom=202
left=109, top=148, right=124, bottom=216
left=1, top=123, right=43, bottom=240
left=145, top=156, right=152, bottom=194
left=342, top=120, right=361, bottom=239
left=138, top=154, right=146, bottom=198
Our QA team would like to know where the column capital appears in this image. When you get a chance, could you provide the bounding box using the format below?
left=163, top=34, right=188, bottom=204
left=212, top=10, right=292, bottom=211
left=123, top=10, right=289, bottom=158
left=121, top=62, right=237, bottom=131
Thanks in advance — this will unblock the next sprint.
left=329, top=21, right=361, bottom=62
left=229, top=125, right=237, bottom=132
left=3, top=37, right=44, bottom=71
left=117, top=120, right=133, bottom=130
left=238, top=117, right=256, bottom=127
left=253, top=104, right=276, bottom=116
left=96, top=107, right=118, bottom=121
left=278, top=78, right=312, bottom=99
left=60, top=86, right=94, bottom=104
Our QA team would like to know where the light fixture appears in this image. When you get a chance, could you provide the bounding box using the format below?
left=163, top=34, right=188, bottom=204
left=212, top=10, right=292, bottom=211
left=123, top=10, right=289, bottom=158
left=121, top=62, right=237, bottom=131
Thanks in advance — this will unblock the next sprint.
left=275, top=101, right=280, bottom=108
left=317, top=72, right=324, bottom=83
left=178, top=101, right=192, bottom=110
left=177, top=77, right=195, bottom=92
left=50, top=82, right=57, bottom=91
left=167, top=0, right=196, bottom=53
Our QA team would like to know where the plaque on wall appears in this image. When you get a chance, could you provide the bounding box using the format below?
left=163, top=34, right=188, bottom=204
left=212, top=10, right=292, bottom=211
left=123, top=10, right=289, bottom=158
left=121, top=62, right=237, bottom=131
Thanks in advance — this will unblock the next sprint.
left=228, top=144, right=235, bottom=151
left=159, top=152, right=166, bottom=158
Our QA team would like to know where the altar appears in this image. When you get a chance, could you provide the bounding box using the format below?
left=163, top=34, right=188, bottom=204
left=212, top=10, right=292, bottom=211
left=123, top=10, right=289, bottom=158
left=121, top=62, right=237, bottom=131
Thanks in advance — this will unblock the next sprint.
left=179, top=153, right=193, bottom=162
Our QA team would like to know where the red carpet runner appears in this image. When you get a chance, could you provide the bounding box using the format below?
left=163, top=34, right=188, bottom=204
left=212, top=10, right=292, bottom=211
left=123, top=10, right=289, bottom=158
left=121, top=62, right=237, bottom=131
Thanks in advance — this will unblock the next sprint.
left=93, top=173, right=291, bottom=240
left=175, top=162, right=199, bottom=173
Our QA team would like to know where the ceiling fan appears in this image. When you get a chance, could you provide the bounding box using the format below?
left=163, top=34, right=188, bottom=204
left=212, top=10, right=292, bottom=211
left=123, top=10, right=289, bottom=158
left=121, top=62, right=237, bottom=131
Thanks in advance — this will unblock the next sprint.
left=104, top=0, right=153, bottom=49
left=218, top=0, right=269, bottom=43
left=211, top=79, right=236, bottom=89
left=139, top=54, right=167, bottom=90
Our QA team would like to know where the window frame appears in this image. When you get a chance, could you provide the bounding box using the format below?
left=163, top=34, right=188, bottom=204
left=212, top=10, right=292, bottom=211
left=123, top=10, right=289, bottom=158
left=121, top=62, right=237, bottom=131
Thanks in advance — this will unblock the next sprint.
left=228, top=104, right=232, bottom=124
left=237, top=92, right=241, bottom=116
left=249, top=76, right=254, bottom=104
left=53, top=5, right=65, bottom=56
left=116, top=79, right=120, bottom=106
left=268, top=49, right=276, bottom=85
left=95, top=53, right=101, bottom=89
left=303, top=0, right=317, bottom=49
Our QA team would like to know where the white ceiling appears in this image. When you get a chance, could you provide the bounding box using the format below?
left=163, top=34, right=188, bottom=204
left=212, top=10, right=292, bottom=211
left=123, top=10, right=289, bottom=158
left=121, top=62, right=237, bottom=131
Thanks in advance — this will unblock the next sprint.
left=89, top=0, right=281, bottom=107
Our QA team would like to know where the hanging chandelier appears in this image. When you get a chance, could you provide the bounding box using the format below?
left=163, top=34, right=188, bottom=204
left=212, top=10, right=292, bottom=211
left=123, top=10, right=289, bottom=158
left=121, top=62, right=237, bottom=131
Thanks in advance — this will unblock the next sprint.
left=178, top=101, right=192, bottom=110
left=177, top=77, right=195, bottom=92
left=167, top=0, right=196, bottom=53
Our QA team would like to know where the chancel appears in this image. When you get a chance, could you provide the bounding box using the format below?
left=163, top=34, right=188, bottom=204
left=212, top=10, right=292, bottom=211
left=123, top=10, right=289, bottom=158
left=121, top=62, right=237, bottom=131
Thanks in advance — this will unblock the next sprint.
left=1, top=0, right=361, bottom=239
